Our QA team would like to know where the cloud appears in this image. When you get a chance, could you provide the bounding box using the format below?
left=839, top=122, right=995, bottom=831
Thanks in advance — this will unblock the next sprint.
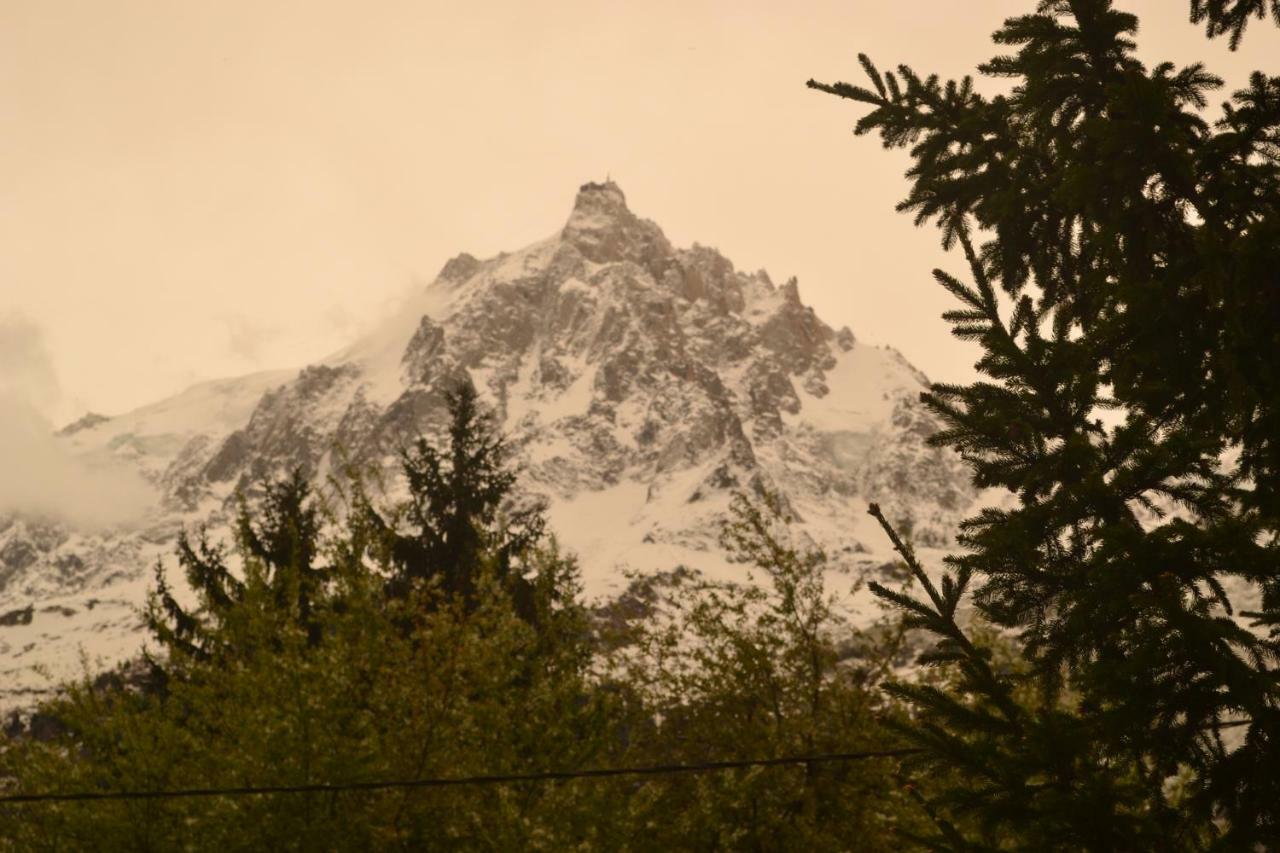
left=321, top=303, right=358, bottom=337
left=0, top=315, right=60, bottom=414
left=222, top=313, right=280, bottom=364
left=0, top=314, right=155, bottom=527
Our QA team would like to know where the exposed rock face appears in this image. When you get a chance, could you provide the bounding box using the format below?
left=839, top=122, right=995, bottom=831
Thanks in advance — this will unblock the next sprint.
left=0, top=539, right=39, bottom=581
left=57, top=413, right=109, bottom=437
left=202, top=363, right=364, bottom=490
left=0, top=181, right=978, bottom=707
left=0, top=606, right=34, bottom=627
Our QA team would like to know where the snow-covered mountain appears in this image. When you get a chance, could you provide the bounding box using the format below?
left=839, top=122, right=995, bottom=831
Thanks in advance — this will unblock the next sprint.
left=0, top=181, right=976, bottom=708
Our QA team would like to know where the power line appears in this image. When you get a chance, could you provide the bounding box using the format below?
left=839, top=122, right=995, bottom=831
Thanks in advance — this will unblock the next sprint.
left=0, top=748, right=923, bottom=805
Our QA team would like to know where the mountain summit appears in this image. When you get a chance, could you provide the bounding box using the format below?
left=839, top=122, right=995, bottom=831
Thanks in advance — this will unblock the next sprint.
left=0, top=182, right=975, bottom=707
left=561, top=181, right=664, bottom=264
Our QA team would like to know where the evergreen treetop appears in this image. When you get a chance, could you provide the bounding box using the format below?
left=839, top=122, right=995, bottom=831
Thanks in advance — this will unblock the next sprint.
left=361, top=379, right=547, bottom=619
left=145, top=467, right=332, bottom=671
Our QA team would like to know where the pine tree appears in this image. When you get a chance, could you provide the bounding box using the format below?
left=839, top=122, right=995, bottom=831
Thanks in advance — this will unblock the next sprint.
left=4, top=535, right=625, bottom=851
left=811, top=1, right=1280, bottom=847
left=145, top=467, right=332, bottom=669
left=1191, top=0, right=1280, bottom=49
left=364, top=379, right=547, bottom=619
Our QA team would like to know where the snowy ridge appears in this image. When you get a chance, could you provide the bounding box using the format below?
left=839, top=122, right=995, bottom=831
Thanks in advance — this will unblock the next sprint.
left=0, top=181, right=977, bottom=708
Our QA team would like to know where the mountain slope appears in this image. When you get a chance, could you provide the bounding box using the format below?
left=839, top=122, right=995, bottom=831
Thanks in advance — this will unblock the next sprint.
left=0, top=181, right=976, bottom=707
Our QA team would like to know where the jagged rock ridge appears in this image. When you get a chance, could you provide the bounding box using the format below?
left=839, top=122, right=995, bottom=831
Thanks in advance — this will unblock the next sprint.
left=0, top=181, right=976, bottom=707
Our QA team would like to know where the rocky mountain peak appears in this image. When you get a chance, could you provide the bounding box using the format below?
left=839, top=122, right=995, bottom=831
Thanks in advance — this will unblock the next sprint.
left=568, top=179, right=630, bottom=223
left=437, top=252, right=481, bottom=283
left=0, top=180, right=981, bottom=710
left=561, top=181, right=672, bottom=266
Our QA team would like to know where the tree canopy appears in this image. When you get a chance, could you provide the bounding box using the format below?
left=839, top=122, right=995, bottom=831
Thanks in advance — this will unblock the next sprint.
left=1, top=393, right=917, bottom=850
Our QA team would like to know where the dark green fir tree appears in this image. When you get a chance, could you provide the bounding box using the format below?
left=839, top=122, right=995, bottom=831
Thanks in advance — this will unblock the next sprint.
left=145, top=467, right=332, bottom=670
left=1191, top=0, right=1280, bottom=49
left=811, top=1, right=1280, bottom=848
left=363, top=379, right=548, bottom=619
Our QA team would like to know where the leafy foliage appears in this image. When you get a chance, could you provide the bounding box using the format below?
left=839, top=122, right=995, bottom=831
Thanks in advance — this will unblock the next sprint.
left=1, top=415, right=921, bottom=849
left=5, top=554, right=621, bottom=850
left=611, top=490, right=922, bottom=850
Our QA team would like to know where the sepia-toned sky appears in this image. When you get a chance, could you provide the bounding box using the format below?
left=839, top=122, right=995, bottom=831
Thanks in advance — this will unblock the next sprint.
left=3, top=0, right=1276, bottom=424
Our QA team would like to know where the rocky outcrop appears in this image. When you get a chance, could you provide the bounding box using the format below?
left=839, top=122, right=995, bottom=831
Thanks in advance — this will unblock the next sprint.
left=0, top=605, right=33, bottom=627
left=57, top=412, right=109, bottom=437
left=202, top=363, right=362, bottom=491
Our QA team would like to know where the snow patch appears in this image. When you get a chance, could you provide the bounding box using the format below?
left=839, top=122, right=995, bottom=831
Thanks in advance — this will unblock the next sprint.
left=790, top=344, right=925, bottom=433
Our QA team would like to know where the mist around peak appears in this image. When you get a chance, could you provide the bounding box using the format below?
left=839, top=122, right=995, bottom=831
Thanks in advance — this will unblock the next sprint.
left=0, top=315, right=155, bottom=528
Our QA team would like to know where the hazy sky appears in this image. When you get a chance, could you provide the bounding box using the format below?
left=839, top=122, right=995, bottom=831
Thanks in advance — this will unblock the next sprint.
left=3, top=1, right=1276, bottom=424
